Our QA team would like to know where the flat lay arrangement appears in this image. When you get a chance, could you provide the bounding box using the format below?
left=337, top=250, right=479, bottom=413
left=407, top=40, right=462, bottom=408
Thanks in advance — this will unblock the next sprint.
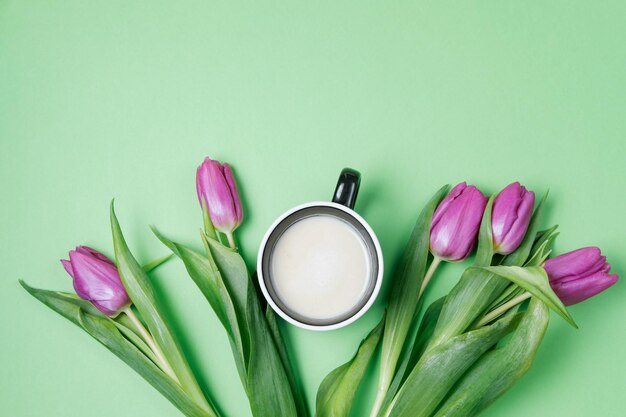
left=4, top=4, right=625, bottom=416
left=20, top=157, right=618, bottom=417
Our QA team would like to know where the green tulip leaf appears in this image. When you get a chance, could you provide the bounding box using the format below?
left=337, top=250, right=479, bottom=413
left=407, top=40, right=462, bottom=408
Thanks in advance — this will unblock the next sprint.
left=20, top=281, right=217, bottom=417
left=151, top=227, right=237, bottom=346
left=434, top=298, right=550, bottom=417
left=525, top=225, right=559, bottom=267
left=478, top=265, right=577, bottom=328
left=141, top=253, right=175, bottom=273
left=203, top=236, right=252, bottom=364
left=153, top=224, right=302, bottom=417
left=266, top=307, right=310, bottom=417
left=110, top=202, right=214, bottom=412
left=151, top=227, right=247, bottom=381
left=426, top=267, right=509, bottom=350
left=376, top=185, right=449, bottom=404
left=201, top=199, right=218, bottom=240
left=385, top=312, right=523, bottom=417
left=380, top=297, right=446, bottom=415
left=205, top=237, right=298, bottom=417
left=316, top=314, right=385, bottom=417
left=474, top=195, right=495, bottom=267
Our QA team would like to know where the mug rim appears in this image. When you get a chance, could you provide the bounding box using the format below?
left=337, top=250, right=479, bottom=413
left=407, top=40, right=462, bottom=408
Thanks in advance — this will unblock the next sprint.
left=257, top=201, right=384, bottom=331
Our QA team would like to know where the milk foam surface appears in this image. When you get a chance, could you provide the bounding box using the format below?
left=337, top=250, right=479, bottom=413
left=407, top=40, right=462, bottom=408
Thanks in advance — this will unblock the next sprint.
left=269, top=214, right=371, bottom=321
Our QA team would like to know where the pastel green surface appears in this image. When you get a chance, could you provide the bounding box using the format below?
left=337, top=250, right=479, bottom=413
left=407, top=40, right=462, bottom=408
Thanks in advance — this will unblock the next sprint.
left=1, top=2, right=625, bottom=416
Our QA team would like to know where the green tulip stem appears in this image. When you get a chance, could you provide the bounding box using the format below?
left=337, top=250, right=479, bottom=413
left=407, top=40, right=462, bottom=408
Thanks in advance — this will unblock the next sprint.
left=123, top=306, right=180, bottom=384
left=474, top=291, right=532, bottom=328
left=226, top=232, right=236, bottom=251
left=418, top=256, right=443, bottom=298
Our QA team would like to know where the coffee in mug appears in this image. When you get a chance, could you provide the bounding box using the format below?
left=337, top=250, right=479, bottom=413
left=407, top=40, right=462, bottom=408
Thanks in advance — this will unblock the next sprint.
left=257, top=168, right=383, bottom=331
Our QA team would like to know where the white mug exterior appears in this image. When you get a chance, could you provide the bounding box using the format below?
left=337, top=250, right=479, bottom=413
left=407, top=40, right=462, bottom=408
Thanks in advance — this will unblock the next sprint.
left=257, top=201, right=384, bottom=331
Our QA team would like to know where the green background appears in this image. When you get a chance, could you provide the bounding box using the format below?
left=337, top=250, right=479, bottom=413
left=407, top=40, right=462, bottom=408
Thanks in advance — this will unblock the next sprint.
left=1, top=1, right=625, bottom=416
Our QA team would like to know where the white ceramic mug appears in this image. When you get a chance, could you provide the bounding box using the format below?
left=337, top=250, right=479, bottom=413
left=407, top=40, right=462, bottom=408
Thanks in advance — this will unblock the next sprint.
left=257, top=168, right=383, bottom=331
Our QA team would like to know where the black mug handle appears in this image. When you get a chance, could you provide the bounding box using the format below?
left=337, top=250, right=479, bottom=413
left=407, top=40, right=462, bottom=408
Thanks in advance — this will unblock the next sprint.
left=332, top=168, right=361, bottom=209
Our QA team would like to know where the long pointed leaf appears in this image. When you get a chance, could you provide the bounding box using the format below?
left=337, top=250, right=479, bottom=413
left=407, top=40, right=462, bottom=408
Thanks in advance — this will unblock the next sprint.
left=202, top=234, right=250, bottom=368
left=380, top=297, right=445, bottom=415
left=434, top=298, right=550, bottom=417
left=153, top=226, right=301, bottom=417
left=205, top=238, right=298, bottom=417
left=525, top=225, right=559, bottom=267
left=377, top=186, right=449, bottom=397
left=142, top=253, right=175, bottom=273
left=385, top=313, right=522, bottom=417
left=266, top=308, right=310, bottom=417
left=151, top=228, right=234, bottom=338
left=151, top=227, right=250, bottom=390
left=20, top=281, right=216, bottom=417
left=110, top=202, right=213, bottom=412
left=473, top=195, right=495, bottom=267
left=316, top=315, right=385, bottom=417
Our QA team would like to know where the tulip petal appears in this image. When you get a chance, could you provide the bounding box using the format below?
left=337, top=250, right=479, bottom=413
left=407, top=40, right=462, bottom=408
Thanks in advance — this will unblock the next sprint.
left=544, top=247, right=603, bottom=283
left=196, top=161, right=207, bottom=206
left=61, top=259, right=74, bottom=278
left=431, top=182, right=466, bottom=230
left=223, top=163, right=243, bottom=225
left=552, top=272, right=619, bottom=306
left=75, top=246, right=115, bottom=266
left=555, top=259, right=609, bottom=284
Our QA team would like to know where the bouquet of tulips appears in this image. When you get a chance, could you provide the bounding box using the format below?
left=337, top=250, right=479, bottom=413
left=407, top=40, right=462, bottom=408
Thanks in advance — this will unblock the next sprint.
left=21, top=157, right=618, bottom=417
left=22, top=157, right=308, bottom=417
left=320, top=182, right=618, bottom=417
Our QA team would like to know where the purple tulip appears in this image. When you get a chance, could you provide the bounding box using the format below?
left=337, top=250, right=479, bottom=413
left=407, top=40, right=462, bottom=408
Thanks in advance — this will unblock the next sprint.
left=430, top=182, right=488, bottom=261
left=196, top=157, right=244, bottom=234
left=491, top=182, right=535, bottom=255
left=61, top=246, right=130, bottom=317
left=545, top=247, right=619, bottom=306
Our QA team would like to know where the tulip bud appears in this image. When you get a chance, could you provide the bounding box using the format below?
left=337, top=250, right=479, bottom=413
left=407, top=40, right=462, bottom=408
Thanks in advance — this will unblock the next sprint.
left=196, top=157, right=244, bottom=235
left=430, top=182, right=488, bottom=261
left=61, top=246, right=130, bottom=317
left=491, top=182, right=535, bottom=255
left=544, top=247, right=618, bottom=306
